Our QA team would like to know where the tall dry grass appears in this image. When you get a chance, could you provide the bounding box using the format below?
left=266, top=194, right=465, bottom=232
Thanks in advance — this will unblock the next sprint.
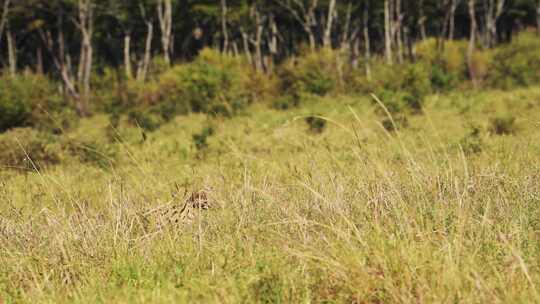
left=1, top=87, right=540, bottom=303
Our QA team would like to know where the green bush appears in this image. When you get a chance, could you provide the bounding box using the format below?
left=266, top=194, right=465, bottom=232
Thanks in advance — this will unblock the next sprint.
left=193, top=125, right=215, bottom=152
left=488, top=115, right=517, bottom=135
left=147, top=56, right=171, bottom=81
left=93, top=67, right=136, bottom=115
left=414, top=39, right=497, bottom=90
left=272, top=95, right=300, bottom=110
left=381, top=114, right=409, bottom=132
left=158, top=48, right=252, bottom=117
left=489, top=31, right=540, bottom=88
left=429, top=64, right=458, bottom=91
left=104, top=80, right=176, bottom=131
left=0, top=128, right=61, bottom=170
left=278, top=48, right=348, bottom=98
left=305, top=116, right=327, bottom=134
left=375, top=90, right=406, bottom=114
left=460, top=124, right=483, bottom=155
left=400, top=64, right=432, bottom=110
left=64, top=139, right=117, bottom=169
left=371, top=63, right=432, bottom=113
left=245, top=71, right=280, bottom=102
left=0, top=73, right=74, bottom=133
left=415, top=38, right=468, bottom=85
left=127, top=109, right=163, bottom=132
left=106, top=49, right=263, bottom=129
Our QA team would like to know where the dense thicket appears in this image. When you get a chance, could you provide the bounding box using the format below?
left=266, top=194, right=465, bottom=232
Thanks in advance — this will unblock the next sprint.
left=0, top=0, right=539, bottom=132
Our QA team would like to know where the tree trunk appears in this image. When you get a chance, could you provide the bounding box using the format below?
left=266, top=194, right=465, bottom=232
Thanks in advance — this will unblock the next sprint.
left=6, top=27, right=16, bottom=75
left=76, top=0, right=93, bottom=116
left=232, top=41, right=239, bottom=56
left=268, top=14, right=279, bottom=70
left=363, top=0, right=372, bottom=80
left=307, top=27, right=316, bottom=50
left=449, top=0, right=460, bottom=39
left=485, top=0, right=494, bottom=47
left=323, top=0, right=336, bottom=48
left=440, top=0, right=452, bottom=42
left=404, top=26, right=413, bottom=61
left=351, top=37, right=359, bottom=68
left=537, top=0, right=540, bottom=36
left=418, top=0, right=427, bottom=41
left=275, top=0, right=318, bottom=50
left=467, top=0, right=478, bottom=88
left=269, top=14, right=278, bottom=57
left=307, top=0, right=318, bottom=50
left=485, top=0, right=505, bottom=47
left=0, top=0, right=9, bottom=50
left=253, top=7, right=264, bottom=72
left=395, top=0, right=404, bottom=64
left=124, top=33, right=132, bottom=79
left=304, top=0, right=317, bottom=51
left=384, top=0, right=393, bottom=64
left=39, top=28, right=80, bottom=103
left=438, top=0, right=452, bottom=52
left=340, top=2, right=352, bottom=49
left=241, top=28, right=252, bottom=65
left=221, top=0, right=229, bottom=53
left=36, top=46, right=43, bottom=74
left=157, top=0, right=172, bottom=65
left=137, top=21, right=153, bottom=82
left=84, top=37, right=92, bottom=94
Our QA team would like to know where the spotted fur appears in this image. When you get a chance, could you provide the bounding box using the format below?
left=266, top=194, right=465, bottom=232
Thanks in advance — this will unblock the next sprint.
left=141, top=189, right=212, bottom=231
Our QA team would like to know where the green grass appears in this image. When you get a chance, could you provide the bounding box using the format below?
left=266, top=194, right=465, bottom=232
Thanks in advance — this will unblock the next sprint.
left=1, top=87, right=540, bottom=303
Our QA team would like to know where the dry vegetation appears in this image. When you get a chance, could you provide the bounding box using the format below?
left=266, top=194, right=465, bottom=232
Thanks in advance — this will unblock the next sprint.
left=1, top=87, right=540, bottom=303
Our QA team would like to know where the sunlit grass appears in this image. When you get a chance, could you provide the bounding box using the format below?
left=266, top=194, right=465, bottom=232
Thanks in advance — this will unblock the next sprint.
left=1, top=87, right=540, bottom=303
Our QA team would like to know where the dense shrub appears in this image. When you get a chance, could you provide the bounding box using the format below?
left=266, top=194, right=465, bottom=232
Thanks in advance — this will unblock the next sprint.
left=105, top=49, right=273, bottom=130
left=92, top=67, right=132, bottom=113
left=193, top=125, right=215, bottom=153
left=0, top=127, right=118, bottom=170
left=370, top=63, right=432, bottom=113
left=489, top=31, right=540, bottom=88
left=381, top=115, right=409, bottom=132
left=460, top=124, right=483, bottom=155
left=416, top=39, right=467, bottom=74
left=272, top=95, right=300, bottom=110
left=415, top=39, right=471, bottom=90
left=305, top=116, right=327, bottom=134
left=488, top=115, right=517, bottom=135
left=0, top=73, right=74, bottom=133
left=414, top=39, right=493, bottom=89
left=0, top=128, right=62, bottom=170
left=470, top=50, right=493, bottom=85
left=400, top=64, right=432, bottom=110
left=429, top=64, right=458, bottom=91
left=278, top=48, right=348, bottom=98
left=157, top=48, right=253, bottom=117
left=64, top=139, right=117, bottom=168
left=350, top=37, right=499, bottom=96
left=148, top=56, right=171, bottom=81
left=127, top=109, right=163, bottom=132
left=107, top=80, right=172, bottom=130
left=245, top=71, right=280, bottom=102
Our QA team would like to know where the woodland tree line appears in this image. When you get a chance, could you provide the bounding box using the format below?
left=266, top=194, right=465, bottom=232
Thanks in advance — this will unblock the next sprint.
left=1, top=0, right=539, bottom=74
left=0, top=0, right=539, bottom=124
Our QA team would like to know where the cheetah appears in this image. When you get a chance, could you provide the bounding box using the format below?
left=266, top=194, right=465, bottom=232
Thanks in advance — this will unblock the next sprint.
left=140, top=187, right=213, bottom=232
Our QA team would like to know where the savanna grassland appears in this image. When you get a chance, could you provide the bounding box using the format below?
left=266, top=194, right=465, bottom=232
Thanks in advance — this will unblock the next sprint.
left=1, top=86, right=540, bottom=303
left=2, top=0, right=540, bottom=302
